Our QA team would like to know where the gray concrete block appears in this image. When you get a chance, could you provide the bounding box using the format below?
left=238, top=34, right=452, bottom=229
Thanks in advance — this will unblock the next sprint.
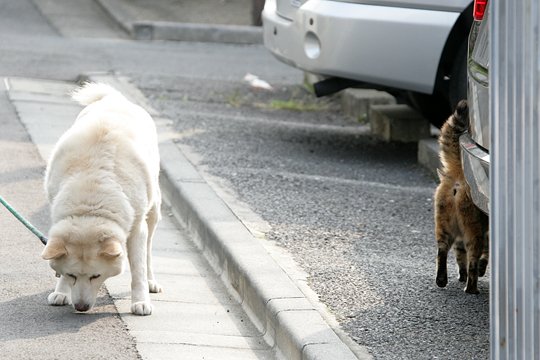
left=341, top=88, right=396, bottom=123
left=274, top=310, right=358, bottom=360
left=303, top=72, right=326, bottom=91
left=133, top=21, right=263, bottom=44
left=418, top=138, right=441, bottom=179
left=304, top=343, right=371, bottom=360
left=131, top=331, right=268, bottom=350
left=159, top=140, right=204, bottom=182
left=99, top=0, right=265, bottom=45
left=95, top=0, right=134, bottom=34
left=5, top=77, right=76, bottom=96
left=115, top=299, right=259, bottom=336
left=370, top=104, right=431, bottom=142
left=8, top=91, right=74, bottom=105
left=136, top=343, right=274, bottom=360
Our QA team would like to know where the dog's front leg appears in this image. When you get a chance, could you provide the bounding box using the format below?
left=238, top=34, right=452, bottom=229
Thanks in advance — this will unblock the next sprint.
left=146, top=202, right=163, bottom=294
left=47, top=275, right=71, bottom=306
left=128, top=221, right=152, bottom=315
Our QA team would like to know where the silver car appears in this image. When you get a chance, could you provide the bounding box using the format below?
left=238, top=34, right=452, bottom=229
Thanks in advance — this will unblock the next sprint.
left=460, top=0, right=489, bottom=214
left=262, top=0, right=474, bottom=126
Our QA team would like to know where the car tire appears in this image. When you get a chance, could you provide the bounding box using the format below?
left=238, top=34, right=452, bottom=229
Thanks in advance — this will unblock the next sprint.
left=449, top=40, right=468, bottom=109
left=407, top=40, right=468, bottom=128
left=406, top=91, right=450, bottom=128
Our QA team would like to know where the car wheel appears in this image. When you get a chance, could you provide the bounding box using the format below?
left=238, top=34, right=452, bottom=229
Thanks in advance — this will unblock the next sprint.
left=406, top=91, right=450, bottom=128
left=449, top=40, right=468, bottom=109
left=407, top=40, right=468, bottom=128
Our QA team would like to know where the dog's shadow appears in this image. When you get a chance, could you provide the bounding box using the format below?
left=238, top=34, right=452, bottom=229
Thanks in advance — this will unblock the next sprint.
left=0, top=289, right=117, bottom=341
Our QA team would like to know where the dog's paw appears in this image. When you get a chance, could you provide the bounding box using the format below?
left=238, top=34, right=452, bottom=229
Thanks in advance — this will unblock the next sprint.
left=47, top=292, right=70, bottom=306
left=148, top=280, right=163, bottom=293
left=131, top=301, right=153, bottom=316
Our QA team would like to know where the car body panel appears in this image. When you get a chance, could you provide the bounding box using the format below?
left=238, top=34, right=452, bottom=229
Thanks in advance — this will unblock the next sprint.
left=460, top=133, right=490, bottom=213
left=462, top=3, right=490, bottom=214
left=467, top=10, right=489, bottom=149
left=331, top=0, right=471, bottom=12
left=263, top=0, right=463, bottom=94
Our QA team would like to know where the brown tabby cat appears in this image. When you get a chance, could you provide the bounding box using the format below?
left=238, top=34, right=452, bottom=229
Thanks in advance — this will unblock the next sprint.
left=434, top=100, right=489, bottom=294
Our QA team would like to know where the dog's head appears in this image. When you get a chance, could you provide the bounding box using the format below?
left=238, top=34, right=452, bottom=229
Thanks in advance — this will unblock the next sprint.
left=41, top=217, right=126, bottom=312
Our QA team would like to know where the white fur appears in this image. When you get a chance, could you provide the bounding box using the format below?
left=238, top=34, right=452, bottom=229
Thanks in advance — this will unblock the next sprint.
left=42, top=82, right=162, bottom=315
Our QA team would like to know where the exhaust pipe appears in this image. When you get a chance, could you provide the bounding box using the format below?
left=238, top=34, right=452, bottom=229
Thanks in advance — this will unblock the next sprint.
left=313, top=77, right=404, bottom=103
left=313, top=77, right=360, bottom=97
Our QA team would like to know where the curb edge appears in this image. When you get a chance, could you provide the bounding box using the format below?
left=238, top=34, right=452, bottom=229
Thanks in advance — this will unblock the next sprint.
left=96, top=0, right=263, bottom=44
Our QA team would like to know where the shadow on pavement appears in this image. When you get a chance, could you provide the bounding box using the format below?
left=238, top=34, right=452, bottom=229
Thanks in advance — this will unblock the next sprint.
left=0, top=290, right=118, bottom=341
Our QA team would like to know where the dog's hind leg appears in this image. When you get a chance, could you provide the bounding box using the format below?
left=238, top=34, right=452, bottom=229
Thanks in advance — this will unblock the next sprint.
left=127, top=219, right=152, bottom=315
left=146, top=200, right=163, bottom=293
left=47, top=276, right=71, bottom=306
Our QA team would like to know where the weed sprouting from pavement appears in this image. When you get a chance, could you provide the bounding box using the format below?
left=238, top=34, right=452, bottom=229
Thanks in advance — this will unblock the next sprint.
left=266, top=99, right=328, bottom=111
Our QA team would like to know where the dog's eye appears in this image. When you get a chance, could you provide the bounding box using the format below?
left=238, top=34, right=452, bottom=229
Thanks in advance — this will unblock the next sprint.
left=66, top=273, right=77, bottom=280
left=90, top=274, right=101, bottom=280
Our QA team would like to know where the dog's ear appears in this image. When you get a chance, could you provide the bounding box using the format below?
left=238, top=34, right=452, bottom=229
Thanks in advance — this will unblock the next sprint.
left=41, top=237, right=67, bottom=260
left=99, top=239, right=123, bottom=258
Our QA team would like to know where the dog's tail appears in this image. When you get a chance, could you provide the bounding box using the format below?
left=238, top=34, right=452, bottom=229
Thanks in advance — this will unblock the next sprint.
left=438, top=100, right=469, bottom=178
left=71, top=82, right=124, bottom=106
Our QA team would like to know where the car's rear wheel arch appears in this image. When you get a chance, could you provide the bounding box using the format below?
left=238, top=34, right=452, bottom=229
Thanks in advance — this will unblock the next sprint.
left=435, top=3, right=473, bottom=101
left=409, top=3, right=472, bottom=127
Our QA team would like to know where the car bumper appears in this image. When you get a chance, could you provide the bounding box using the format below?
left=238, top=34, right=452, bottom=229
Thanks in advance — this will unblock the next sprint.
left=460, top=133, right=490, bottom=214
left=262, top=0, right=460, bottom=94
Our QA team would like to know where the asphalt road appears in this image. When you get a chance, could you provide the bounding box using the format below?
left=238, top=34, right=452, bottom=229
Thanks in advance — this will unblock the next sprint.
left=0, top=0, right=489, bottom=359
left=139, top=79, right=490, bottom=360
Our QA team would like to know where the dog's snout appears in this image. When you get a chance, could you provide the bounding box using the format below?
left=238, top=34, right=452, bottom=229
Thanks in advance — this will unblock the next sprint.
left=74, top=303, right=90, bottom=312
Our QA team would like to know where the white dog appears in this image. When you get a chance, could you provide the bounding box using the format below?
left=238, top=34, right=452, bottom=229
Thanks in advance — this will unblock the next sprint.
left=41, top=83, right=162, bottom=315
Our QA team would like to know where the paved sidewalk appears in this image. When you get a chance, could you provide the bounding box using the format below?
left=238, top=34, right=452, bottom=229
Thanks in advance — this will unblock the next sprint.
left=5, top=77, right=272, bottom=360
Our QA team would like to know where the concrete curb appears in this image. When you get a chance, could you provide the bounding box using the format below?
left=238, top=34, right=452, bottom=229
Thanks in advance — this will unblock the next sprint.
left=81, top=73, right=370, bottom=360
left=338, top=85, right=441, bottom=176
left=418, top=138, right=441, bottom=179
left=96, top=0, right=263, bottom=44
left=94, top=0, right=135, bottom=34
left=133, top=22, right=263, bottom=44
left=370, top=104, right=431, bottom=143
left=340, top=88, right=396, bottom=123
